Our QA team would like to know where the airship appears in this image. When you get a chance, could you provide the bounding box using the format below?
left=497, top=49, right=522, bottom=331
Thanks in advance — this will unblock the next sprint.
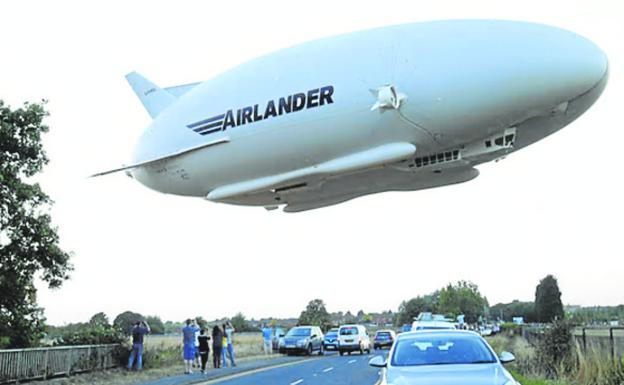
left=94, top=20, right=608, bottom=212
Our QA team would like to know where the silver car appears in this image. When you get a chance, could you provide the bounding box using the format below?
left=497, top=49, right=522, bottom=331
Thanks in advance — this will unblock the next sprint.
left=369, top=330, right=519, bottom=385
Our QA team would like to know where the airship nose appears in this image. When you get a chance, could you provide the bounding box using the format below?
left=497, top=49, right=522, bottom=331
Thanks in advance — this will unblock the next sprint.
left=557, top=30, right=608, bottom=96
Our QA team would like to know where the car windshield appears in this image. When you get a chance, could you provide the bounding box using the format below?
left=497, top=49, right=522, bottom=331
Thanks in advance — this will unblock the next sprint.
left=416, top=326, right=454, bottom=330
left=340, top=327, right=358, bottom=335
left=376, top=332, right=391, bottom=337
left=325, top=330, right=338, bottom=336
left=286, top=327, right=311, bottom=337
left=391, top=333, right=496, bottom=367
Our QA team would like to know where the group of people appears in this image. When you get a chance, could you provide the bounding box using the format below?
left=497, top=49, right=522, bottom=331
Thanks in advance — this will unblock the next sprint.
left=125, top=318, right=237, bottom=373
left=182, top=318, right=237, bottom=374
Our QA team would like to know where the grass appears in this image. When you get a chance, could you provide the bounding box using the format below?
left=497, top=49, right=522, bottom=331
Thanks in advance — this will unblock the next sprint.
left=487, top=334, right=624, bottom=385
left=34, top=332, right=275, bottom=385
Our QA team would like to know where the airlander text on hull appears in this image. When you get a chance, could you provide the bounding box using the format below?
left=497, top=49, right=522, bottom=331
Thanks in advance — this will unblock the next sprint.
left=92, top=20, right=608, bottom=212
left=188, top=86, right=335, bottom=136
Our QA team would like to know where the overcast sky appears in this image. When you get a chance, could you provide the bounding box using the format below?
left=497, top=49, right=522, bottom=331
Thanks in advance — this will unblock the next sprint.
left=1, top=0, right=622, bottom=325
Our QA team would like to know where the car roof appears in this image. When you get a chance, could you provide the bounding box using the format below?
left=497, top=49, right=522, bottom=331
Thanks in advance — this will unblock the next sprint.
left=397, top=329, right=480, bottom=340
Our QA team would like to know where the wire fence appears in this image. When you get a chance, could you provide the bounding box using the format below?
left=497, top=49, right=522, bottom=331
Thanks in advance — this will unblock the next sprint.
left=522, top=326, right=624, bottom=361
left=0, top=344, right=120, bottom=384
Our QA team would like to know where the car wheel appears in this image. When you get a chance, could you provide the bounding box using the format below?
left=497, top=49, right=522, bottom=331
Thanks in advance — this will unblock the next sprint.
left=306, top=344, right=313, bottom=356
left=348, top=351, right=351, bottom=355
left=339, top=350, right=344, bottom=356
left=359, top=344, right=364, bottom=355
left=319, top=345, right=324, bottom=356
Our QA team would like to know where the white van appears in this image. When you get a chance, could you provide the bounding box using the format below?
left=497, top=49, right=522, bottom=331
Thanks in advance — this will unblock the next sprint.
left=337, top=324, right=371, bottom=355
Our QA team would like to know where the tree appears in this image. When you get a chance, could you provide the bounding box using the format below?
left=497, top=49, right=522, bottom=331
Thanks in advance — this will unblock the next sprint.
left=438, top=281, right=488, bottom=323
left=535, top=275, right=564, bottom=323
left=490, top=300, right=536, bottom=323
left=89, top=312, right=110, bottom=327
left=146, top=315, right=165, bottom=334
left=230, top=312, right=258, bottom=332
left=395, top=292, right=439, bottom=326
left=298, top=299, right=331, bottom=330
left=0, top=100, right=73, bottom=348
left=113, top=311, right=144, bottom=334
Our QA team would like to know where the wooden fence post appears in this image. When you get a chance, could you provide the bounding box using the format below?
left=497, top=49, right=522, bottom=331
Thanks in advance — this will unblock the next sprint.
left=609, top=328, right=615, bottom=362
left=43, top=349, right=49, bottom=380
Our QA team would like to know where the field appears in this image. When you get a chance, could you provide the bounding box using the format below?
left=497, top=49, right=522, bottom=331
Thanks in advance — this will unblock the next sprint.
left=142, top=332, right=265, bottom=358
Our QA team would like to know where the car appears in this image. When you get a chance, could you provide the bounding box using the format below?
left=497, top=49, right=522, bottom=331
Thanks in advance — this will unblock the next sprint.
left=272, top=327, right=285, bottom=352
left=369, top=330, right=519, bottom=385
left=373, top=329, right=396, bottom=349
left=282, top=326, right=324, bottom=356
left=337, top=324, right=371, bottom=356
left=323, top=328, right=339, bottom=350
left=411, top=320, right=457, bottom=331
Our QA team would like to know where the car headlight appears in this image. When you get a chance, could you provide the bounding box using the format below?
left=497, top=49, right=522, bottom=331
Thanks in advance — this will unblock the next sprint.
left=297, top=339, right=308, bottom=346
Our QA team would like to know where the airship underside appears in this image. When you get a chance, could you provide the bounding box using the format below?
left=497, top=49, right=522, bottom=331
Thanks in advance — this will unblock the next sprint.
left=96, top=20, right=608, bottom=212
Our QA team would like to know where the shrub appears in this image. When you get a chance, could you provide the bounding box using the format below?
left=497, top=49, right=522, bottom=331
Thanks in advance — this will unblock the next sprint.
left=535, top=320, right=573, bottom=378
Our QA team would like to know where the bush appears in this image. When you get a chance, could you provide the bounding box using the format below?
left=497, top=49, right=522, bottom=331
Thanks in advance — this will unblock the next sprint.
left=535, top=320, right=573, bottom=378
left=500, top=322, right=522, bottom=337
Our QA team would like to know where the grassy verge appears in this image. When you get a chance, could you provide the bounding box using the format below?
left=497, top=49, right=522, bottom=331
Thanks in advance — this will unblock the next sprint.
left=34, top=333, right=274, bottom=385
left=487, top=334, right=624, bottom=385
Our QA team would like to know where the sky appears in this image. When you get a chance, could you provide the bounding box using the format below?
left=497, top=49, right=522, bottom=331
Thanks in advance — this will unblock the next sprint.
left=1, top=0, right=623, bottom=326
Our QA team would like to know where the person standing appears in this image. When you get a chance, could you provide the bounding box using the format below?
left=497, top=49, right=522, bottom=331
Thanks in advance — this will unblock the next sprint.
left=212, top=324, right=224, bottom=368
left=182, top=319, right=199, bottom=374
left=224, top=322, right=236, bottom=367
left=197, top=329, right=211, bottom=373
left=262, top=324, right=273, bottom=355
left=127, top=320, right=150, bottom=370
left=221, top=324, right=228, bottom=368
left=194, top=321, right=201, bottom=368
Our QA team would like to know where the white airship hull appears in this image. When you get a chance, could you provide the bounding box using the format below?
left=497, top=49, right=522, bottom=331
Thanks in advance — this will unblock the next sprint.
left=112, top=20, right=608, bottom=212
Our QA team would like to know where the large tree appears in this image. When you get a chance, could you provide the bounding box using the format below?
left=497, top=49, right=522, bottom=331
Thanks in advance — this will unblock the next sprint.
left=438, top=280, right=489, bottom=324
left=0, top=100, right=72, bottom=348
left=535, top=275, right=564, bottom=323
left=395, top=292, right=439, bottom=326
left=298, top=299, right=331, bottom=331
left=113, top=311, right=144, bottom=334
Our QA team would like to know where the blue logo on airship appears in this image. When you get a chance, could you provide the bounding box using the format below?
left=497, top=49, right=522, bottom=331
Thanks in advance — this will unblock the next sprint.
left=187, top=85, right=334, bottom=136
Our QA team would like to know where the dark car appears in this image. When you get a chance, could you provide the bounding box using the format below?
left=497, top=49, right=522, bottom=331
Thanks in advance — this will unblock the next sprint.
left=282, top=326, right=324, bottom=355
left=322, top=328, right=339, bottom=350
left=373, top=329, right=396, bottom=349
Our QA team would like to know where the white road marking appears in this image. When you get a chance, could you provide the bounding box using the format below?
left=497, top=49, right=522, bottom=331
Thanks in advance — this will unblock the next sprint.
left=348, top=359, right=357, bottom=364
left=322, top=367, right=334, bottom=372
left=290, top=379, right=304, bottom=385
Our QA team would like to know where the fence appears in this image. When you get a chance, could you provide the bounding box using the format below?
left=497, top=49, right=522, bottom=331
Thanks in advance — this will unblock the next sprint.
left=574, top=327, right=624, bottom=361
left=522, top=326, right=624, bottom=361
left=0, top=344, right=120, bottom=384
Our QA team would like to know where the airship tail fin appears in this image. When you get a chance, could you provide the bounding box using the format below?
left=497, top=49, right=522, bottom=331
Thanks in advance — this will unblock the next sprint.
left=125, top=71, right=176, bottom=119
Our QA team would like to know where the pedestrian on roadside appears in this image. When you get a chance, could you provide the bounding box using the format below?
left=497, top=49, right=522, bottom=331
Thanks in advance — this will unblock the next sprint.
left=194, top=320, right=201, bottom=368
left=221, top=324, right=229, bottom=368
left=182, top=319, right=199, bottom=374
left=197, top=329, right=211, bottom=373
left=212, top=324, right=224, bottom=368
left=127, top=320, right=150, bottom=370
left=224, top=322, right=237, bottom=367
left=262, top=324, right=273, bottom=355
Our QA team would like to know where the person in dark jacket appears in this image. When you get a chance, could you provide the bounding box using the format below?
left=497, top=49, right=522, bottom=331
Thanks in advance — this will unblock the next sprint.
left=212, top=325, right=224, bottom=368
left=197, top=329, right=211, bottom=373
left=127, top=320, right=150, bottom=370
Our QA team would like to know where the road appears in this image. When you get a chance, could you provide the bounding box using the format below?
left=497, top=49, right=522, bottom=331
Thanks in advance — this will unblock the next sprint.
left=198, top=351, right=388, bottom=385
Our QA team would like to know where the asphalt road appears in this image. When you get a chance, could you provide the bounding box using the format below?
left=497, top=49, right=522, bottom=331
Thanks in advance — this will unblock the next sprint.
left=199, top=350, right=388, bottom=385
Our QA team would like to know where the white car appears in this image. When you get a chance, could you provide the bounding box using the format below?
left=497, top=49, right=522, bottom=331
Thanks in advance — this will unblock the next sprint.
left=337, top=324, right=371, bottom=355
left=369, top=330, right=519, bottom=385
left=411, top=320, right=457, bottom=331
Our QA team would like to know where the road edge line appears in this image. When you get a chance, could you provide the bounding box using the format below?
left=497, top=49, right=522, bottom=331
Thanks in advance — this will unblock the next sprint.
left=192, top=357, right=318, bottom=385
